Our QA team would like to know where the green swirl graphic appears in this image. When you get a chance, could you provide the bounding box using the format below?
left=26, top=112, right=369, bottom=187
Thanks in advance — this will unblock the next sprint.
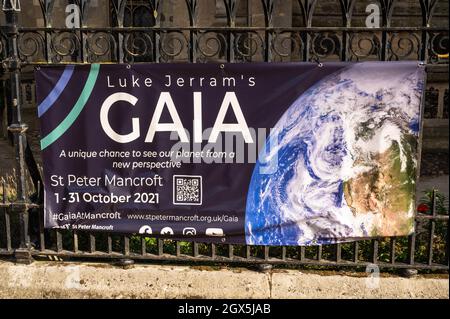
left=40, top=64, right=100, bottom=150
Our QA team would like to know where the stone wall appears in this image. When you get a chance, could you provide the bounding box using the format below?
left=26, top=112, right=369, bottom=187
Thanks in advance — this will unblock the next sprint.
left=0, top=260, right=448, bottom=299
left=1, top=1, right=448, bottom=28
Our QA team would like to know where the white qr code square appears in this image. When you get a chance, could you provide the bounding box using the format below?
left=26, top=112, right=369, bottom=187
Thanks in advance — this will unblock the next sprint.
left=173, top=175, right=202, bottom=205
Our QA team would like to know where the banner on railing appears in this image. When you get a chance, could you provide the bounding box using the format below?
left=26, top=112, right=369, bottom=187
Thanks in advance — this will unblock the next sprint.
left=36, top=62, right=425, bottom=245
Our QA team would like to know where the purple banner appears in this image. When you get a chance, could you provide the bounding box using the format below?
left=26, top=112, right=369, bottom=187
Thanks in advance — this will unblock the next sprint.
left=36, top=62, right=425, bottom=245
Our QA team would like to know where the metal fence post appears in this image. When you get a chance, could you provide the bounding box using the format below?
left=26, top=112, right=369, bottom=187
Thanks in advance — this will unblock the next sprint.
left=2, top=0, right=32, bottom=264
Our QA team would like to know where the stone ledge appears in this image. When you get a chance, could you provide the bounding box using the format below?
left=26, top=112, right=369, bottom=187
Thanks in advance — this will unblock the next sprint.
left=0, top=260, right=448, bottom=299
left=271, top=271, right=448, bottom=299
left=0, top=261, right=270, bottom=299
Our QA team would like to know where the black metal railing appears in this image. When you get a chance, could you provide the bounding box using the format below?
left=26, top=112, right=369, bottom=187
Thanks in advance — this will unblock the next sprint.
left=0, top=0, right=448, bottom=271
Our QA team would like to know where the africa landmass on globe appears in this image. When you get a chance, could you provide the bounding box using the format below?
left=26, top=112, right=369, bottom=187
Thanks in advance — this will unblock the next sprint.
left=245, top=61, right=425, bottom=246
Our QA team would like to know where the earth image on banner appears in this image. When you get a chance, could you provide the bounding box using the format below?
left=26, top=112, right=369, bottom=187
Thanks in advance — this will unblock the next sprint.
left=245, top=62, right=425, bottom=246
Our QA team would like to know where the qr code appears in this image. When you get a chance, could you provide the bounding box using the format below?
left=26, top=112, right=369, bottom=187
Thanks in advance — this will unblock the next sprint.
left=173, top=175, right=202, bottom=205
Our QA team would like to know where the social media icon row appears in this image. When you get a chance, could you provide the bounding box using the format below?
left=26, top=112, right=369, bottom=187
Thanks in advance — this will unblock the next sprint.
left=138, top=225, right=224, bottom=237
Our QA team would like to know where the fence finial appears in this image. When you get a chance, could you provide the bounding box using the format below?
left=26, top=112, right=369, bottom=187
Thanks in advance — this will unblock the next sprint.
left=2, top=0, right=21, bottom=12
